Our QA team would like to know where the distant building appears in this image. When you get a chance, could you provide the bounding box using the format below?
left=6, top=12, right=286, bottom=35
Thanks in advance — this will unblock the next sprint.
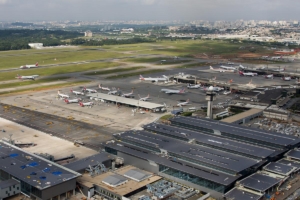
left=84, top=30, right=93, bottom=37
left=28, top=43, right=43, bottom=49
left=121, top=28, right=134, bottom=33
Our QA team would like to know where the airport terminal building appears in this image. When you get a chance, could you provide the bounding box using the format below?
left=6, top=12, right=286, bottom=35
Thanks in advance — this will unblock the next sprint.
left=104, top=116, right=300, bottom=198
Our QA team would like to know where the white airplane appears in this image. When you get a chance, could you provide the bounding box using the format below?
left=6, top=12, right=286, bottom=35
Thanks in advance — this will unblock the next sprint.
left=65, top=98, right=81, bottom=104
left=20, top=62, right=39, bottom=69
left=16, top=74, right=39, bottom=80
left=83, top=87, right=97, bottom=93
left=57, top=91, right=69, bottom=99
left=139, top=75, right=168, bottom=82
left=220, top=65, right=237, bottom=70
left=272, top=67, right=285, bottom=72
left=282, top=76, right=291, bottom=81
left=203, top=86, right=224, bottom=92
left=177, top=99, right=190, bottom=107
left=239, top=71, right=258, bottom=77
left=223, top=91, right=231, bottom=95
left=265, top=74, right=274, bottom=79
left=187, top=83, right=201, bottom=89
left=122, top=90, right=134, bottom=98
left=71, top=89, right=84, bottom=95
left=161, top=88, right=185, bottom=94
left=210, top=66, right=234, bottom=73
left=271, top=56, right=282, bottom=60
left=139, top=94, right=150, bottom=101
left=295, top=78, right=300, bottom=84
left=79, top=102, right=94, bottom=107
left=99, top=84, right=111, bottom=91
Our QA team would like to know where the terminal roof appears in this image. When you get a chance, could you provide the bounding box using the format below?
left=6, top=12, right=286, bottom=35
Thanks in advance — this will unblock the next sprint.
left=263, top=162, right=296, bottom=175
left=170, top=116, right=300, bottom=147
left=64, top=152, right=112, bottom=172
left=144, top=123, right=275, bottom=159
left=277, top=159, right=300, bottom=169
left=239, top=173, right=281, bottom=192
left=286, top=149, right=300, bottom=160
left=105, top=142, right=240, bottom=186
left=115, top=130, right=258, bottom=173
left=224, top=187, right=263, bottom=200
left=0, top=141, right=80, bottom=190
left=87, top=93, right=164, bottom=110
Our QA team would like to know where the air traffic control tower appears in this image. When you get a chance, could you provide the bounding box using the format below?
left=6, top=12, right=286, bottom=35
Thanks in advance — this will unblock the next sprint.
left=206, top=86, right=216, bottom=119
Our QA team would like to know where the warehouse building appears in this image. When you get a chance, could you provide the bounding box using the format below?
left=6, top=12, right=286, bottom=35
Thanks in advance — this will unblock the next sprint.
left=0, top=141, right=81, bottom=200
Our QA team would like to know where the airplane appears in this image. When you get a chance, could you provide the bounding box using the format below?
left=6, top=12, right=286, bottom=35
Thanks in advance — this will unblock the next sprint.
left=65, top=98, right=81, bottom=104
left=139, top=75, right=168, bottom=82
left=223, top=91, right=231, bottom=95
left=161, top=88, right=185, bottom=94
left=177, top=99, right=190, bottom=107
left=187, top=83, right=201, bottom=89
left=220, top=65, right=237, bottom=70
left=210, top=66, right=234, bottom=73
left=70, top=89, right=84, bottom=95
left=272, top=67, right=285, bottom=72
left=295, top=78, right=300, bottom=84
left=239, top=65, right=247, bottom=69
left=139, top=94, right=151, bottom=101
left=203, top=86, right=224, bottom=92
left=20, top=62, right=38, bottom=69
left=99, top=84, right=110, bottom=91
left=57, top=91, right=69, bottom=99
left=16, top=74, right=39, bottom=80
left=239, top=71, right=258, bottom=77
left=265, top=74, right=274, bottom=79
left=282, top=76, right=291, bottom=81
left=122, top=90, right=134, bottom=98
left=79, top=102, right=94, bottom=107
left=271, top=56, right=282, bottom=60
left=83, top=87, right=97, bottom=93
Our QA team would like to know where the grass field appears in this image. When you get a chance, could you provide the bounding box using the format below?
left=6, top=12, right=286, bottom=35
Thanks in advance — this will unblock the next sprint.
left=0, top=77, right=71, bottom=90
left=0, top=62, right=119, bottom=82
left=0, top=48, right=124, bottom=69
left=106, top=69, right=166, bottom=79
left=0, top=80, right=90, bottom=96
left=83, top=66, right=145, bottom=76
left=125, top=57, right=193, bottom=65
left=175, top=62, right=211, bottom=68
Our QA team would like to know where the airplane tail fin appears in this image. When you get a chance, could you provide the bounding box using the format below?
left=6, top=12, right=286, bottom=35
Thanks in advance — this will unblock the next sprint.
left=210, top=66, right=213, bottom=70
left=64, top=99, right=69, bottom=103
left=180, top=88, right=185, bottom=93
left=147, top=94, right=149, bottom=98
left=162, top=75, right=168, bottom=79
left=36, top=62, right=38, bottom=66
left=57, top=90, right=60, bottom=94
left=17, top=74, right=21, bottom=79
left=187, top=99, right=189, bottom=102
left=239, top=71, right=243, bottom=75
left=70, top=89, right=73, bottom=92
left=139, top=75, right=144, bottom=80
left=79, top=102, right=83, bottom=107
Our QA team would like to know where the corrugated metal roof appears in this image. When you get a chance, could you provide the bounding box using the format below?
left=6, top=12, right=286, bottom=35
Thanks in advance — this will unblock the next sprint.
left=239, top=173, right=281, bottom=192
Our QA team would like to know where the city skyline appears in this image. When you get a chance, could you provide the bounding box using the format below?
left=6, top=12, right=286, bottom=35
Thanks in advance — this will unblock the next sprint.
left=0, top=0, right=299, bottom=21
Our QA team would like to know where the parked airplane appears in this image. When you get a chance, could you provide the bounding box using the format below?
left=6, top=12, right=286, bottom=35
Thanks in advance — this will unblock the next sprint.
left=139, top=75, right=168, bottom=82
left=108, top=88, right=120, bottom=95
left=83, top=87, right=97, bottom=93
left=139, top=94, right=150, bottom=101
left=265, top=74, right=274, bottom=79
left=65, top=98, right=81, bottom=104
left=99, top=84, right=110, bottom=91
left=71, top=89, right=84, bottom=95
left=210, top=66, right=234, bottom=73
left=272, top=67, right=285, bottom=72
left=239, top=71, right=258, bottom=77
left=187, top=83, right=201, bottom=89
left=161, top=88, right=185, bottom=94
left=79, top=102, right=94, bottom=107
left=203, top=86, right=224, bottom=92
left=57, top=91, right=69, bottom=99
left=239, top=65, right=247, bottom=69
left=177, top=99, right=190, bottom=107
left=20, top=62, right=38, bottom=69
left=282, top=76, right=291, bottom=81
left=122, top=90, right=134, bottom=98
left=16, top=74, right=39, bottom=80
left=295, top=78, right=300, bottom=84
left=223, top=91, right=231, bottom=95
left=220, top=65, right=237, bottom=70
left=271, top=56, right=282, bottom=60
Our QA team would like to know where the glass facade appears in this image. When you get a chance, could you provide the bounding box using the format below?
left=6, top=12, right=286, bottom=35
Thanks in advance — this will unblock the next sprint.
left=159, top=165, right=226, bottom=193
left=105, top=147, right=118, bottom=155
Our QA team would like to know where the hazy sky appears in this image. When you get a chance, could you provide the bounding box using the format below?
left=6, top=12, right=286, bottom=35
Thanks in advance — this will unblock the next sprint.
left=0, top=0, right=299, bottom=21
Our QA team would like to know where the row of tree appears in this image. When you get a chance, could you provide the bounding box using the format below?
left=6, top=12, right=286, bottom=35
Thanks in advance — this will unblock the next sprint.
left=70, top=37, right=155, bottom=46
